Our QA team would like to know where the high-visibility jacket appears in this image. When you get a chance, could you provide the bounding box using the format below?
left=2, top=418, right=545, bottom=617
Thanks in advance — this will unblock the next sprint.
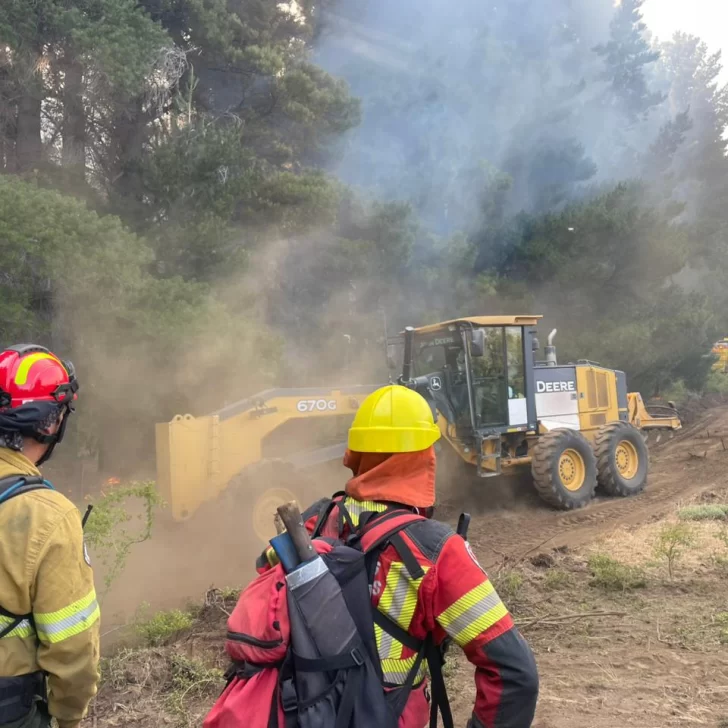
left=258, top=495, right=539, bottom=728
left=0, top=448, right=100, bottom=728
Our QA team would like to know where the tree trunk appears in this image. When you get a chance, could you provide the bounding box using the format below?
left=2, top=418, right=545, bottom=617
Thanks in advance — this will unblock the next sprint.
left=1, top=103, right=18, bottom=173
left=15, top=89, right=42, bottom=172
left=61, top=57, right=86, bottom=179
left=109, top=97, right=150, bottom=205
left=0, top=68, right=17, bottom=172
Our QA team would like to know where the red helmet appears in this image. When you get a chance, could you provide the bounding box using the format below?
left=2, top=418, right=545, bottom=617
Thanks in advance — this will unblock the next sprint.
left=0, top=345, right=78, bottom=409
left=0, top=345, right=79, bottom=464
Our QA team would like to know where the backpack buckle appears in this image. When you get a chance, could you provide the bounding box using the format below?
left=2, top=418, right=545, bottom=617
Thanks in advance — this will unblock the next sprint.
left=280, top=677, right=297, bottom=713
left=350, top=648, right=364, bottom=666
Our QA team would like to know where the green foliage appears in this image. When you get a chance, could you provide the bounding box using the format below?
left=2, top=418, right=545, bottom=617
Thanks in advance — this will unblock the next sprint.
left=679, top=505, right=728, bottom=521
left=653, top=523, right=695, bottom=580
left=83, top=481, right=162, bottom=595
left=594, top=0, right=664, bottom=121
left=703, top=372, right=728, bottom=396
left=142, top=120, right=260, bottom=225
left=134, top=605, right=194, bottom=646
left=68, top=0, right=173, bottom=97
left=587, top=554, right=647, bottom=592
left=484, top=182, right=718, bottom=396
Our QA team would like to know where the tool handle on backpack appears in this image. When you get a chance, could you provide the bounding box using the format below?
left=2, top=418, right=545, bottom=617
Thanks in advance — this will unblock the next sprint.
left=277, top=501, right=315, bottom=563
left=274, top=513, right=286, bottom=535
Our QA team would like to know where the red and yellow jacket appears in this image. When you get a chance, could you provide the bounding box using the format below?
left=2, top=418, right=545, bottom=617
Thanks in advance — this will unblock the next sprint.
left=258, top=448, right=538, bottom=727
left=311, top=495, right=538, bottom=727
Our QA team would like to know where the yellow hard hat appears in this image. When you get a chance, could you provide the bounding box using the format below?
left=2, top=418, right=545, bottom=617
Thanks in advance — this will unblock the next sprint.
left=348, top=385, right=441, bottom=453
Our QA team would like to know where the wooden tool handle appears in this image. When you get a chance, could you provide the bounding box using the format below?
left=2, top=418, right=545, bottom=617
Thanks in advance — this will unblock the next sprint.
left=276, top=501, right=314, bottom=562
left=274, top=513, right=286, bottom=535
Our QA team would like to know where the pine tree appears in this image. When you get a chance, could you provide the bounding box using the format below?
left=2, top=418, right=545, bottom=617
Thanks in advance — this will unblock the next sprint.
left=594, top=0, right=665, bottom=121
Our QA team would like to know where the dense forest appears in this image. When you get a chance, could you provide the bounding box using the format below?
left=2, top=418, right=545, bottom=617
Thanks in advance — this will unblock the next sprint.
left=1, top=0, right=727, bottom=471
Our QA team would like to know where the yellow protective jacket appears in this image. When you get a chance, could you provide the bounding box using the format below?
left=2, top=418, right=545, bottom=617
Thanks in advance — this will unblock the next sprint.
left=0, top=448, right=100, bottom=728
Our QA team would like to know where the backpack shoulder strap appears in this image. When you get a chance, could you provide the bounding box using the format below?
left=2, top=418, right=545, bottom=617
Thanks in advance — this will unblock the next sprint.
left=0, top=604, right=33, bottom=640
left=0, top=475, right=50, bottom=641
left=310, top=491, right=356, bottom=539
left=361, top=511, right=455, bottom=728
left=0, top=475, right=52, bottom=506
left=360, top=511, right=427, bottom=579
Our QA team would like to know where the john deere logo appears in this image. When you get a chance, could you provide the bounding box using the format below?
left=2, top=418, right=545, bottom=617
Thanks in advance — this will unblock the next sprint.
left=430, top=376, right=442, bottom=391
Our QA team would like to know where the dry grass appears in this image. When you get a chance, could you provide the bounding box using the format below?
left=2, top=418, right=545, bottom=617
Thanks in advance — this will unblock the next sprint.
left=93, top=589, right=235, bottom=727
left=492, top=490, right=728, bottom=728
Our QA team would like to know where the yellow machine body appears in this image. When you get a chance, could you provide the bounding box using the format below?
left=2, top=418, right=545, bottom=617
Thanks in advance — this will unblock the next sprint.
left=155, top=386, right=378, bottom=520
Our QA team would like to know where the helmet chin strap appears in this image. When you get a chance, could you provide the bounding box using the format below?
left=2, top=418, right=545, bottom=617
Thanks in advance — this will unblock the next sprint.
left=34, top=406, right=71, bottom=466
left=35, top=439, right=58, bottom=466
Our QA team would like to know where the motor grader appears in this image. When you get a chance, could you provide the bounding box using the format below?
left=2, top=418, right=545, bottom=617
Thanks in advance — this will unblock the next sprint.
left=155, top=315, right=681, bottom=540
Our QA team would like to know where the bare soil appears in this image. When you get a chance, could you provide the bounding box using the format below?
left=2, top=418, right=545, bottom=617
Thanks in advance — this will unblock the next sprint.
left=91, top=408, right=728, bottom=727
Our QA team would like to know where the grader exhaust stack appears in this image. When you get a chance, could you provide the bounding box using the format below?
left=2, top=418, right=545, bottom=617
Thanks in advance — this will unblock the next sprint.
left=545, top=328, right=558, bottom=366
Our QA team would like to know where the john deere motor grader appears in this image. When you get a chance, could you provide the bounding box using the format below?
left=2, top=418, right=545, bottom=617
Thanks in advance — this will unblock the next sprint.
left=396, top=316, right=680, bottom=510
left=155, top=315, right=681, bottom=538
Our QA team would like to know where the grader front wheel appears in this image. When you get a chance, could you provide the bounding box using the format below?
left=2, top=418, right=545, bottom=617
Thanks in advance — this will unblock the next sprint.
left=531, top=429, right=598, bottom=510
left=595, top=422, right=648, bottom=497
left=223, top=459, right=317, bottom=545
left=252, top=486, right=299, bottom=543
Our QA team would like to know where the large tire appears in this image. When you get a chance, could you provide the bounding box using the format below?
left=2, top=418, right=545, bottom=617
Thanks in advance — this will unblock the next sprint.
left=595, top=422, right=648, bottom=497
left=531, top=428, right=598, bottom=510
left=223, top=459, right=320, bottom=545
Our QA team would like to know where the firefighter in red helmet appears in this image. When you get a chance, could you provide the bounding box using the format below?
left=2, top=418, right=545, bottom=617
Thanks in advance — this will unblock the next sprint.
left=0, top=345, right=100, bottom=728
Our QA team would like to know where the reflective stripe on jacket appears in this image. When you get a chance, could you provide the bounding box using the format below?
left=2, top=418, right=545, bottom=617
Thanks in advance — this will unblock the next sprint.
left=0, top=448, right=100, bottom=728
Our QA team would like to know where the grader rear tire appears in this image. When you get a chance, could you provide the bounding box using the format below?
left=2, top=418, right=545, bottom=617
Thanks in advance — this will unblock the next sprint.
left=595, top=422, right=648, bottom=497
left=531, top=428, right=598, bottom=510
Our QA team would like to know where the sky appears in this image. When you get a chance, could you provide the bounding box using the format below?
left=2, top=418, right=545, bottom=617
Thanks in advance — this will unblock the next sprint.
left=642, top=0, right=728, bottom=80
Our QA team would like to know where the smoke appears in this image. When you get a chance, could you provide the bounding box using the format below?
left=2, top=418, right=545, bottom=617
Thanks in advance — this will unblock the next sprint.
left=312, top=0, right=667, bottom=233
left=41, top=0, right=721, bottom=484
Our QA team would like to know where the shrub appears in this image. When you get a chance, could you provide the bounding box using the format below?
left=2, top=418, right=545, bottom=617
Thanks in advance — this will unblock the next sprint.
left=135, top=605, right=194, bottom=646
left=653, top=523, right=694, bottom=580
left=679, top=505, right=728, bottom=521
left=587, top=554, right=646, bottom=592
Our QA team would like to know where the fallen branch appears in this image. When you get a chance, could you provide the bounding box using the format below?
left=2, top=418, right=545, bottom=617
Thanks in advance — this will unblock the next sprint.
left=517, top=610, right=626, bottom=630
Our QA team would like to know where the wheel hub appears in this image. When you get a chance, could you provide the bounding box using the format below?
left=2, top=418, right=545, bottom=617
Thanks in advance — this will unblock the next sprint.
left=558, top=448, right=586, bottom=491
left=253, top=487, right=298, bottom=543
left=615, top=440, right=639, bottom=479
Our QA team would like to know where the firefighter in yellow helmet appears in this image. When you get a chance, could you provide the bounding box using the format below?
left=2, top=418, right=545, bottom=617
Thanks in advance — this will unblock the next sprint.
left=259, top=385, right=539, bottom=728
left=0, top=345, right=100, bottom=728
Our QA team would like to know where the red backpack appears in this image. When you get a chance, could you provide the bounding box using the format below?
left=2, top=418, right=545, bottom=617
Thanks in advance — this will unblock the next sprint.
left=203, top=498, right=454, bottom=728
